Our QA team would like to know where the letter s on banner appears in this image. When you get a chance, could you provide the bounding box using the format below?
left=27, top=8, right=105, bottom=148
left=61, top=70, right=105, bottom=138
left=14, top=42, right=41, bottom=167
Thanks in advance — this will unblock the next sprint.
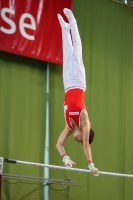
left=19, top=13, right=36, bottom=40
left=1, top=8, right=16, bottom=34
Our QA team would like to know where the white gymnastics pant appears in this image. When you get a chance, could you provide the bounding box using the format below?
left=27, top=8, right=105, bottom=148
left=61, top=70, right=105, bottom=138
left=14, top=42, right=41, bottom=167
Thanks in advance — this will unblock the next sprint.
left=60, top=16, right=86, bottom=92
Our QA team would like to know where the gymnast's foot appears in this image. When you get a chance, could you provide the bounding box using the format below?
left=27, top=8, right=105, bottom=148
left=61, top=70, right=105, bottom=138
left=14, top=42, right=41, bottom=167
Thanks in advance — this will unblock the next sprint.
left=63, top=8, right=76, bottom=23
left=57, top=14, right=70, bottom=30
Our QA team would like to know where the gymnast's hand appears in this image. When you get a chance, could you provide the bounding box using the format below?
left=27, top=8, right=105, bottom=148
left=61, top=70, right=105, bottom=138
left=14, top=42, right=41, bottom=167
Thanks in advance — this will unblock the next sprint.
left=88, top=163, right=99, bottom=176
left=62, top=155, right=76, bottom=168
left=90, top=166, right=99, bottom=176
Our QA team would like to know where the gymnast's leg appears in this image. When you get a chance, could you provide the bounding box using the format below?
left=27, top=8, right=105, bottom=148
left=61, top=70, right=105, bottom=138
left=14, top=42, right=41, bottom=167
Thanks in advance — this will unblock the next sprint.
left=64, top=8, right=86, bottom=91
left=57, top=14, right=73, bottom=91
left=63, top=8, right=86, bottom=91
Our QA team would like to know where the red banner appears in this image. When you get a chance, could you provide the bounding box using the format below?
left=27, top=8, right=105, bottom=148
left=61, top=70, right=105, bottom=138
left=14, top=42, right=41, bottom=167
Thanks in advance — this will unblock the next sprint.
left=0, top=0, right=72, bottom=64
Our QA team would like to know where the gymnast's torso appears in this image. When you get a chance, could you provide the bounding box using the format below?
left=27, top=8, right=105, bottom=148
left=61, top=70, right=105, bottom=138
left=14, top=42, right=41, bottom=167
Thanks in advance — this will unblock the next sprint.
left=64, top=88, right=86, bottom=130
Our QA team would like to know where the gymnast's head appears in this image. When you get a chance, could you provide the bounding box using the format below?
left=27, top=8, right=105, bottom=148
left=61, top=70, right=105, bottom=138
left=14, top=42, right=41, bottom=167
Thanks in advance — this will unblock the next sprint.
left=73, top=129, right=95, bottom=144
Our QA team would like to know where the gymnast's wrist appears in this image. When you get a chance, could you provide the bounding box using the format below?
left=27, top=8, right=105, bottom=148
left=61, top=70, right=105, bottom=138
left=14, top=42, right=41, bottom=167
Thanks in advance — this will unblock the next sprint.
left=62, top=154, right=70, bottom=162
left=88, top=160, right=95, bottom=170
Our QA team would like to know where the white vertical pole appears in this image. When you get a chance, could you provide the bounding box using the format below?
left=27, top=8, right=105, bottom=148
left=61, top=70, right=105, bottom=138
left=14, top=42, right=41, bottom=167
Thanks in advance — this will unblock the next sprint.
left=44, top=63, right=49, bottom=200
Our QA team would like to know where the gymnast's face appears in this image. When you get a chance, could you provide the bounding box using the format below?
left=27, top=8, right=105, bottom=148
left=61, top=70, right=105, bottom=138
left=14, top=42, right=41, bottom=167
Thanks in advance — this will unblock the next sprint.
left=73, top=131, right=83, bottom=144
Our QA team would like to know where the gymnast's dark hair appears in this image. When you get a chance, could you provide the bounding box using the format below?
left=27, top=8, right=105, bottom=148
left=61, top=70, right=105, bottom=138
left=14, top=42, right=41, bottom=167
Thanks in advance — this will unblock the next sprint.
left=89, top=129, right=95, bottom=144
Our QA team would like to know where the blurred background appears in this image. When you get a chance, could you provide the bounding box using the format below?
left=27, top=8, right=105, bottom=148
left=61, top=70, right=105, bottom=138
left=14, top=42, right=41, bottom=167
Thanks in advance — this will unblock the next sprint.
left=0, top=0, right=133, bottom=199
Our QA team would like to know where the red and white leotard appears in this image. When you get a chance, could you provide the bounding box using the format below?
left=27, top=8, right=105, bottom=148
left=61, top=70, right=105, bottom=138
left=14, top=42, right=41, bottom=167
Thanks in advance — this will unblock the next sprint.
left=64, top=88, right=86, bottom=130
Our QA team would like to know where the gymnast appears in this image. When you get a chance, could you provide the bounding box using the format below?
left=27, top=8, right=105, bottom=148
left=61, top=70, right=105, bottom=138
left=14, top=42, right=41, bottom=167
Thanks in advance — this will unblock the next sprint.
left=56, top=8, right=99, bottom=176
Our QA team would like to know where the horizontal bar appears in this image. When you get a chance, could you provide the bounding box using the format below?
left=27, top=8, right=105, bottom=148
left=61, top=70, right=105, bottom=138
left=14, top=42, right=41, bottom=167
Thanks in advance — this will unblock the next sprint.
left=2, top=173, right=81, bottom=187
left=112, top=0, right=133, bottom=8
left=3, top=158, right=133, bottom=178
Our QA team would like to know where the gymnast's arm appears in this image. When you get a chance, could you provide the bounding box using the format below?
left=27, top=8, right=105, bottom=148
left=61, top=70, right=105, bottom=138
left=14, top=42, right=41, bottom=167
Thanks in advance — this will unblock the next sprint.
left=80, top=110, right=99, bottom=175
left=56, top=125, right=76, bottom=167
left=56, top=125, right=72, bottom=156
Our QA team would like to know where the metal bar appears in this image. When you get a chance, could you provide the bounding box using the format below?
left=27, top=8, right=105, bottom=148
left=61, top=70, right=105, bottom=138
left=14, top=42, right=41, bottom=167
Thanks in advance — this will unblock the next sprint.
left=3, top=158, right=133, bottom=178
left=112, top=0, right=133, bottom=7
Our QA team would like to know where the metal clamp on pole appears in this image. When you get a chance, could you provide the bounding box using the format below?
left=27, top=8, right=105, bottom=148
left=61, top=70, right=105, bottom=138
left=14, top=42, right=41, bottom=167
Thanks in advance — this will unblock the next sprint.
left=0, top=158, right=3, bottom=175
left=3, top=158, right=16, bottom=164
